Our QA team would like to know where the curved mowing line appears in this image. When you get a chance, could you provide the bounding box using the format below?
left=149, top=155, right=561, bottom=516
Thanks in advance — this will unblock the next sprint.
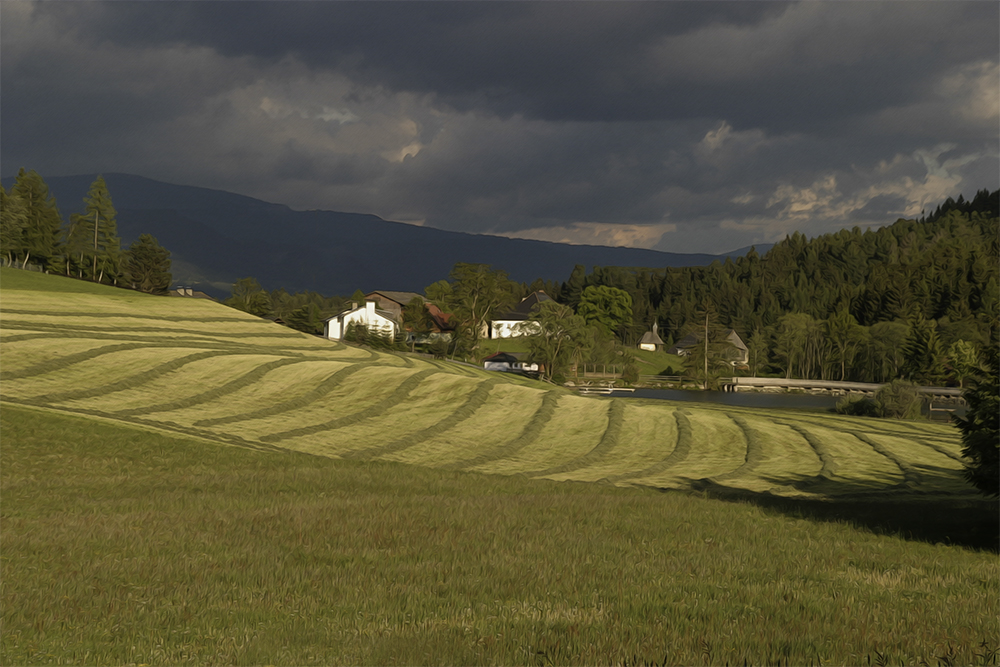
left=110, top=357, right=317, bottom=417
left=1, top=308, right=275, bottom=324
left=439, top=391, right=561, bottom=471
left=844, top=429, right=920, bottom=487
left=15, top=350, right=231, bottom=405
left=193, top=361, right=378, bottom=427
left=604, top=408, right=693, bottom=483
left=259, top=368, right=439, bottom=443
left=0, top=342, right=153, bottom=380
left=781, top=422, right=837, bottom=480
left=3, top=331, right=365, bottom=362
left=340, top=379, right=501, bottom=460
left=1, top=398, right=290, bottom=455
left=709, top=414, right=764, bottom=482
left=0, top=319, right=311, bottom=339
left=0, top=332, right=71, bottom=343
left=914, top=439, right=965, bottom=462
left=525, top=399, right=625, bottom=478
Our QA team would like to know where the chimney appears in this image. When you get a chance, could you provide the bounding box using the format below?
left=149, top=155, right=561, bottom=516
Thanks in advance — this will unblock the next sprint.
left=351, top=301, right=358, bottom=310
left=365, top=300, right=376, bottom=319
left=185, top=288, right=193, bottom=297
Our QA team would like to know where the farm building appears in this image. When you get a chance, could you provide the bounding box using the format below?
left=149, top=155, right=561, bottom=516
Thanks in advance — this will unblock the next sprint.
left=324, top=300, right=398, bottom=341
left=365, top=290, right=455, bottom=339
left=483, top=351, right=542, bottom=378
left=667, top=329, right=749, bottom=366
left=638, top=322, right=665, bottom=351
left=490, top=291, right=553, bottom=339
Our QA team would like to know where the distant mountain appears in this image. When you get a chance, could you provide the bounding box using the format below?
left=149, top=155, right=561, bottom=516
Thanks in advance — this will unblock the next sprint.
left=3, top=173, right=761, bottom=298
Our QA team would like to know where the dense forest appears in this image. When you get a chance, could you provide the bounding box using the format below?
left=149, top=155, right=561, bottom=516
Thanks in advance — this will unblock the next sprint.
left=535, top=189, right=998, bottom=384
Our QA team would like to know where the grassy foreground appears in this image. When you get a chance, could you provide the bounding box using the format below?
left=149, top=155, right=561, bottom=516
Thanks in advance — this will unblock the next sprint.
left=3, top=404, right=998, bottom=666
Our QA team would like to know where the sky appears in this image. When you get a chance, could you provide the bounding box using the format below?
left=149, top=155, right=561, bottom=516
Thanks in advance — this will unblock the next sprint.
left=2, top=1, right=997, bottom=255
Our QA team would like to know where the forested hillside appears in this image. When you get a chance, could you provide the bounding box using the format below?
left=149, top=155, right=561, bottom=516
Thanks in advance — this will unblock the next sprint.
left=550, top=190, right=998, bottom=384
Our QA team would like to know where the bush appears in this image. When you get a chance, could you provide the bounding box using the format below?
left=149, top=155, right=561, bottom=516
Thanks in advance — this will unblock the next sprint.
left=836, top=394, right=881, bottom=417
left=874, top=379, right=923, bottom=419
left=836, top=381, right=923, bottom=420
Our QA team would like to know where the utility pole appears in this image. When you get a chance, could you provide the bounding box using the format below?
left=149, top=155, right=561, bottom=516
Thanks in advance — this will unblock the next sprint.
left=703, top=310, right=709, bottom=390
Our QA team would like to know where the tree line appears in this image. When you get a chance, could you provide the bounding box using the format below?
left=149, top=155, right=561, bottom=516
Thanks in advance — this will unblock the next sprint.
left=540, top=192, right=998, bottom=386
left=222, top=189, right=997, bottom=389
left=0, top=169, right=172, bottom=294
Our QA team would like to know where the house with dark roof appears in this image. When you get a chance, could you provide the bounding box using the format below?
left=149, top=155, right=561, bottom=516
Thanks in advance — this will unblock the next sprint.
left=483, top=351, right=541, bottom=377
left=666, top=329, right=749, bottom=366
left=364, top=291, right=424, bottom=322
left=638, top=322, right=665, bottom=351
left=365, top=289, right=455, bottom=339
left=489, top=291, right=553, bottom=339
left=170, top=287, right=215, bottom=300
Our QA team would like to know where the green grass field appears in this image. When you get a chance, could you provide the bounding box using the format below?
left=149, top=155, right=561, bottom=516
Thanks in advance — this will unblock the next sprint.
left=2, top=268, right=998, bottom=665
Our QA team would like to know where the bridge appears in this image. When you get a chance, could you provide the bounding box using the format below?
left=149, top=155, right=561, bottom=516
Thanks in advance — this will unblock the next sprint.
left=721, top=376, right=964, bottom=399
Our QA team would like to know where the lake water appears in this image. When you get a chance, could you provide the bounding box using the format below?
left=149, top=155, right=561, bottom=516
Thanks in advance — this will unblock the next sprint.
left=622, top=388, right=964, bottom=420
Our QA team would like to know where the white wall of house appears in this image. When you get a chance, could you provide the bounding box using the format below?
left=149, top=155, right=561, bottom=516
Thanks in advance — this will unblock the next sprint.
left=639, top=342, right=657, bottom=352
left=490, top=319, right=541, bottom=339
left=324, top=301, right=397, bottom=341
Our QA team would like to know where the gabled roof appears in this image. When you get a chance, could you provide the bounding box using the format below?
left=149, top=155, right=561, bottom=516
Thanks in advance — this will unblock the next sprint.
left=484, top=352, right=520, bottom=364
left=494, top=291, right=553, bottom=321
left=324, top=302, right=398, bottom=323
left=366, top=291, right=424, bottom=307
left=425, top=302, right=455, bottom=331
left=667, top=329, right=747, bottom=355
left=639, top=329, right=665, bottom=346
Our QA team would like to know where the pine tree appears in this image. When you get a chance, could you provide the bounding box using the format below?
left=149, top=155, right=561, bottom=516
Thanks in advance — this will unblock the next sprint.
left=0, top=186, right=28, bottom=263
left=67, top=176, right=121, bottom=283
left=10, top=169, right=63, bottom=270
left=124, top=234, right=172, bottom=294
left=954, top=340, right=999, bottom=496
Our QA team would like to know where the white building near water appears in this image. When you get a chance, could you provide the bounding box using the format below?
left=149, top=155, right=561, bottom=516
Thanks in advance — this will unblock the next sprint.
left=324, top=300, right=399, bottom=341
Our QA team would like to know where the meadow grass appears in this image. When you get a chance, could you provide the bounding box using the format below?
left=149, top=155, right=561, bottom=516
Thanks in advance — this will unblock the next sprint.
left=2, top=404, right=997, bottom=666
left=2, top=268, right=998, bottom=664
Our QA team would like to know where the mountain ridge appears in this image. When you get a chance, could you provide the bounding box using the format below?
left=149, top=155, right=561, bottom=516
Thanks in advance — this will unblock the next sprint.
left=2, top=172, right=772, bottom=298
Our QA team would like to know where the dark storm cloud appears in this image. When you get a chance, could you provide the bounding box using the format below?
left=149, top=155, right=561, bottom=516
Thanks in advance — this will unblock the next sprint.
left=3, top=1, right=997, bottom=253
left=30, top=1, right=994, bottom=130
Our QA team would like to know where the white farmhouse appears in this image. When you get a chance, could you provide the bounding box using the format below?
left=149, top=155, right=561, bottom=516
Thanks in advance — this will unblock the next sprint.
left=324, top=300, right=399, bottom=341
left=490, top=291, right=552, bottom=339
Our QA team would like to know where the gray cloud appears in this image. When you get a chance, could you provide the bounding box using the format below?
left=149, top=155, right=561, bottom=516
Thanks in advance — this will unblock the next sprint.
left=2, top=1, right=996, bottom=254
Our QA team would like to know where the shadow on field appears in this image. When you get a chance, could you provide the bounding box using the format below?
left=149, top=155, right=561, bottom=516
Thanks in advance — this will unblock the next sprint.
left=676, top=477, right=1000, bottom=553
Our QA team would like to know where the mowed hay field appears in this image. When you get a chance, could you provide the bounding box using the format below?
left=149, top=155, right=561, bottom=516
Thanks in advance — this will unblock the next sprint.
left=2, top=268, right=998, bottom=666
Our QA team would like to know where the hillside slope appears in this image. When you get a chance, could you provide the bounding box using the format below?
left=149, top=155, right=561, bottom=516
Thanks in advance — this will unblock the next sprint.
left=2, top=173, right=767, bottom=297
left=0, top=268, right=977, bottom=502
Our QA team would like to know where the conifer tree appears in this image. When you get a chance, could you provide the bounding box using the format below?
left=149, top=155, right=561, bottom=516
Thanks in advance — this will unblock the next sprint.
left=0, top=185, right=28, bottom=263
left=124, top=233, right=172, bottom=294
left=10, top=169, right=63, bottom=270
left=954, top=341, right=999, bottom=496
left=67, top=176, right=121, bottom=283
